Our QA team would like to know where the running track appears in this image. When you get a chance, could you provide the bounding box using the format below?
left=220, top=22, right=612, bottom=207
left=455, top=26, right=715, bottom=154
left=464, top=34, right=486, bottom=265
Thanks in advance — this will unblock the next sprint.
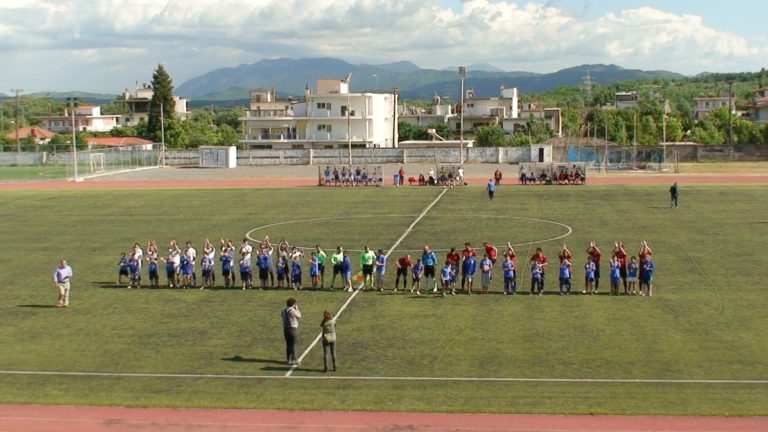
left=2, top=172, right=767, bottom=431
left=1, top=404, right=767, bottom=432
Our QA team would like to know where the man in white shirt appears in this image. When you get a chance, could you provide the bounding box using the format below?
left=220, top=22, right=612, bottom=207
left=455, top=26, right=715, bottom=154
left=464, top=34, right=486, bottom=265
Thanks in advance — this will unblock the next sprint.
left=185, top=241, right=197, bottom=287
left=53, top=259, right=73, bottom=308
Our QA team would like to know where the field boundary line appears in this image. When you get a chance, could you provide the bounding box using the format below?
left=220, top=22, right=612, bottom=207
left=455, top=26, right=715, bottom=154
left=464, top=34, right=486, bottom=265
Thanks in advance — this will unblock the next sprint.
left=285, top=188, right=449, bottom=376
left=1, top=370, right=767, bottom=384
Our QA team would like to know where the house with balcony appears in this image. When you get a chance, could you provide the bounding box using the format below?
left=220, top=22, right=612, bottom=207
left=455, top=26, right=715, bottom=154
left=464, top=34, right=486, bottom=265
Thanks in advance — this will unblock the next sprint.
left=239, top=78, right=398, bottom=149
left=398, top=95, right=456, bottom=128
left=615, top=91, right=639, bottom=110
left=746, top=87, right=768, bottom=123
left=693, top=94, right=734, bottom=122
left=448, top=86, right=562, bottom=138
left=118, top=82, right=190, bottom=127
left=35, top=106, right=119, bottom=133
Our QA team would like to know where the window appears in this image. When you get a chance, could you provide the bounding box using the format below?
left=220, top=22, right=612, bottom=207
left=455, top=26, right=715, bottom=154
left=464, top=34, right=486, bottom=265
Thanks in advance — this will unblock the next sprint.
left=316, top=102, right=332, bottom=110
left=317, top=124, right=332, bottom=132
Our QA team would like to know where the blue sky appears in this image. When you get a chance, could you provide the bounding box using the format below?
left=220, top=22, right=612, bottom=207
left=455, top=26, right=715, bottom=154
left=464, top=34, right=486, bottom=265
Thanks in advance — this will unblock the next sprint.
left=0, top=0, right=765, bottom=93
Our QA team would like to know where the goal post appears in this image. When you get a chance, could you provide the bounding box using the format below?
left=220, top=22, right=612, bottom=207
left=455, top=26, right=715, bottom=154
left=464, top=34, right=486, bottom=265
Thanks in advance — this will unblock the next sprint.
left=89, top=153, right=105, bottom=173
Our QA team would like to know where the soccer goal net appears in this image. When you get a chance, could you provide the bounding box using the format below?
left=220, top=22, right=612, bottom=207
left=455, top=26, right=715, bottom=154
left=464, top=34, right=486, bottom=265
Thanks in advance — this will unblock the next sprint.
left=89, top=153, right=106, bottom=173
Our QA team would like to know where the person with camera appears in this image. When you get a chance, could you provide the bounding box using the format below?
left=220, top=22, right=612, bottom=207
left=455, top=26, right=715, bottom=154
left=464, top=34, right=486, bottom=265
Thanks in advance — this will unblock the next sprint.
left=281, top=298, right=302, bottom=365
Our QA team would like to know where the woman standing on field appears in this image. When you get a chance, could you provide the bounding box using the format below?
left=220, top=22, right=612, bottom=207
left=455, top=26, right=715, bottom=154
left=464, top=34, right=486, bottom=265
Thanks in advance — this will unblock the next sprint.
left=320, top=310, right=337, bottom=372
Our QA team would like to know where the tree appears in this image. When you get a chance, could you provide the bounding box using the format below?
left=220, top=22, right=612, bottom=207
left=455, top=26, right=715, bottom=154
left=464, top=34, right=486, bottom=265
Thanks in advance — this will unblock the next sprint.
left=666, top=117, right=684, bottom=142
left=473, top=124, right=506, bottom=147
left=147, top=64, right=176, bottom=141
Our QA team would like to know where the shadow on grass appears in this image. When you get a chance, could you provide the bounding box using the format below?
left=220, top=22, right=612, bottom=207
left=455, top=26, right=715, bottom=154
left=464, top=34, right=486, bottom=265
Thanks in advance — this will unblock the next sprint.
left=221, top=355, right=286, bottom=366
left=17, top=304, right=58, bottom=308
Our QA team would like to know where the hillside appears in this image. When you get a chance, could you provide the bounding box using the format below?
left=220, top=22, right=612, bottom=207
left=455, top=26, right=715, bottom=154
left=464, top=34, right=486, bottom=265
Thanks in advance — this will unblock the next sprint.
left=176, top=57, right=684, bottom=101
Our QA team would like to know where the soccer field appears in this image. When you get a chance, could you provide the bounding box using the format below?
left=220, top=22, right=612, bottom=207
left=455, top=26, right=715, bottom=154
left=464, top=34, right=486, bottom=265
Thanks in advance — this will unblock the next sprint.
left=1, top=184, right=767, bottom=415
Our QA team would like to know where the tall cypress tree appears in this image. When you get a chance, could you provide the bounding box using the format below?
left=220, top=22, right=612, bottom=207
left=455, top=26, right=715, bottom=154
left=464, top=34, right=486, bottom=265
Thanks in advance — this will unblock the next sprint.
left=147, top=64, right=176, bottom=140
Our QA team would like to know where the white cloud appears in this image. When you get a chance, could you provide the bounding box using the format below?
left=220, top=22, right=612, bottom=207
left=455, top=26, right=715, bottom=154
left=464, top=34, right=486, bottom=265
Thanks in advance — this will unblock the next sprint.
left=0, top=0, right=765, bottom=92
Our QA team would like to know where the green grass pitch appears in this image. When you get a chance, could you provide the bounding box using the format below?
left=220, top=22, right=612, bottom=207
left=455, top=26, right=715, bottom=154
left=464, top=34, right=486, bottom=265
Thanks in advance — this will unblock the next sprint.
left=1, top=184, right=767, bottom=415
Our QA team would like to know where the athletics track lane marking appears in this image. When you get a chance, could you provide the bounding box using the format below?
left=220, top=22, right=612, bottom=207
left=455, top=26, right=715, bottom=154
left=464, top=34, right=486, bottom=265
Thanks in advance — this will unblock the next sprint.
left=284, top=187, right=450, bottom=376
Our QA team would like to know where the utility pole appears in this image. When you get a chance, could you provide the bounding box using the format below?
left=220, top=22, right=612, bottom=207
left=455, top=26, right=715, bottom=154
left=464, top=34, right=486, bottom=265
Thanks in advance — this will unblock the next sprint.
left=66, top=97, right=80, bottom=181
left=458, top=66, right=467, bottom=164
left=160, top=102, right=166, bottom=166
left=726, top=80, right=734, bottom=146
left=392, top=87, right=398, bottom=148
left=345, top=73, right=352, bottom=165
left=10, top=89, right=23, bottom=158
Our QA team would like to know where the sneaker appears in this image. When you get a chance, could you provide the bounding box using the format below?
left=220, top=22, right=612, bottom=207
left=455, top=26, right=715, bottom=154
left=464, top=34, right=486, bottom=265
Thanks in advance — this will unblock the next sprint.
left=393, top=288, right=398, bottom=292
left=451, top=290, right=456, bottom=296
left=416, top=291, right=421, bottom=295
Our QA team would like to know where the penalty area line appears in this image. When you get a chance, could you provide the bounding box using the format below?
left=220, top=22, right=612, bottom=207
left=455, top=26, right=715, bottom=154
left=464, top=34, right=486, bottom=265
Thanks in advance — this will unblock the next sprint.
left=0, top=370, right=766, bottom=385
left=285, top=188, right=450, bottom=377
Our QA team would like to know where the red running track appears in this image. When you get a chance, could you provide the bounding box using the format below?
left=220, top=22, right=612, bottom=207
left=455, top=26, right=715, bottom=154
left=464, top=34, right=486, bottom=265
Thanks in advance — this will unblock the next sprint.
left=1, top=404, right=766, bottom=432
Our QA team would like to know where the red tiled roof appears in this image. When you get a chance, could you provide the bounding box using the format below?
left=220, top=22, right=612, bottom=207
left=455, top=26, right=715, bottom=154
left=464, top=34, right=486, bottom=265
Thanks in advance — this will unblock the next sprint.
left=85, top=137, right=153, bottom=146
left=5, top=127, right=56, bottom=140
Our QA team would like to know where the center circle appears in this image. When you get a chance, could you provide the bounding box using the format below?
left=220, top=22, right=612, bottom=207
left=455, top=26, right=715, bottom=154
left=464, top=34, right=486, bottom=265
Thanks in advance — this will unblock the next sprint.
left=246, top=215, right=572, bottom=253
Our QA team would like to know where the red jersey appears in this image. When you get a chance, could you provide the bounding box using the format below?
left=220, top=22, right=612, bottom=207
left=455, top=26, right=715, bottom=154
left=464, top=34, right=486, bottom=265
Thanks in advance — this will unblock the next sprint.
left=446, top=251, right=460, bottom=266
left=461, top=248, right=477, bottom=260
left=613, top=250, right=628, bottom=268
left=485, top=244, right=498, bottom=261
left=531, top=252, right=548, bottom=266
left=558, top=251, right=572, bottom=264
left=397, top=257, right=412, bottom=269
left=589, top=250, right=602, bottom=267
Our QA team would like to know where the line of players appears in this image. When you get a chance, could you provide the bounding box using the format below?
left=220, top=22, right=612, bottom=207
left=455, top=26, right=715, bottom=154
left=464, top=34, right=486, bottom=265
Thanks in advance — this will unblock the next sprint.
left=116, top=237, right=656, bottom=296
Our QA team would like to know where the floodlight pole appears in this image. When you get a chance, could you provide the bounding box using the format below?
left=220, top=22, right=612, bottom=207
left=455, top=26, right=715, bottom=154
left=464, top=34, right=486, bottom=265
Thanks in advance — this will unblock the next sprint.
left=160, top=102, right=166, bottom=166
left=11, top=89, right=23, bottom=163
left=458, top=66, right=467, bottom=164
left=67, top=97, right=79, bottom=182
left=346, top=73, right=352, bottom=165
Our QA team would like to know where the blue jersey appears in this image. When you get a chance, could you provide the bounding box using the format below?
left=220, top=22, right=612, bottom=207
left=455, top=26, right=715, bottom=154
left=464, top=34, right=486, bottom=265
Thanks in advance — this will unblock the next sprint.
left=375, top=255, right=386, bottom=274
left=291, top=261, right=302, bottom=276
left=422, top=251, right=437, bottom=266
left=531, top=263, right=543, bottom=280
left=610, top=263, right=621, bottom=279
left=440, top=265, right=453, bottom=281
left=643, top=259, right=654, bottom=276
left=180, top=257, right=193, bottom=275
left=502, top=259, right=515, bottom=278
left=340, top=256, right=351, bottom=273
left=148, top=260, right=158, bottom=274
left=463, top=256, right=477, bottom=275
left=128, top=259, right=140, bottom=275
left=201, top=257, right=214, bottom=271
left=488, top=180, right=496, bottom=192
left=276, top=258, right=287, bottom=275
left=220, top=255, right=232, bottom=271
left=559, top=263, right=570, bottom=279
left=480, top=258, right=493, bottom=274
left=257, top=254, right=270, bottom=270
left=628, top=262, right=639, bottom=278
left=119, top=257, right=129, bottom=272
left=165, top=260, right=175, bottom=273
left=239, top=258, right=251, bottom=273
left=585, top=261, right=595, bottom=279
left=412, top=263, right=423, bottom=277
left=309, top=257, right=319, bottom=276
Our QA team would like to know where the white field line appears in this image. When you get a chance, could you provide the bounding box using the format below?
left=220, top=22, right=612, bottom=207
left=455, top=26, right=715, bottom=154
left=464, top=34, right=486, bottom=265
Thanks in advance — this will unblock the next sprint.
left=74, top=165, right=160, bottom=181
left=285, top=188, right=449, bottom=376
left=1, top=370, right=767, bottom=385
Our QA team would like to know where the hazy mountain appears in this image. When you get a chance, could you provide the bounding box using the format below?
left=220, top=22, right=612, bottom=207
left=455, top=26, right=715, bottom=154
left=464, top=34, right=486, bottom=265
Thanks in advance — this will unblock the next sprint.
left=442, top=63, right=506, bottom=73
left=27, top=91, right=118, bottom=104
left=176, top=57, right=684, bottom=101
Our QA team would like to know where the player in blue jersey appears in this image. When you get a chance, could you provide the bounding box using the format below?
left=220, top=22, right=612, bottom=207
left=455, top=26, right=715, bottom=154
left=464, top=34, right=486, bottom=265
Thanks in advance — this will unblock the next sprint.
left=609, top=257, right=622, bottom=295
left=291, top=255, right=303, bottom=290
left=340, top=252, right=353, bottom=292
left=200, top=255, right=214, bottom=289
left=559, top=258, right=571, bottom=295
left=421, top=246, right=438, bottom=293
left=440, top=260, right=455, bottom=296
left=163, top=253, right=177, bottom=289
left=148, top=256, right=159, bottom=289
left=374, top=249, right=386, bottom=292
left=583, top=256, right=596, bottom=295
left=502, top=255, right=516, bottom=295
left=462, top=253, right=477, bottom=294
left=641, top=255, right=655, bottom=297
left=180, top=255, right=193, bottom=289
left=276, top=256, right=288, bottom=289
left=309, top=252, right=320, bottom=289
left=411, top=258, right=424, bottom=295
left=220, top=252, right=233, bottom=289
left=480, top=254, right=493, bottom=294
left=128, top=253, right=141, bottom=289
left=530, top=258, right=544, bottom=295
left=239, top=255, right=252, bottom=290
left=116, top=252, right=129, bottom=285
left=256, top=250, right=271, bottom=290
left=627, top=256, right=640, bottom=295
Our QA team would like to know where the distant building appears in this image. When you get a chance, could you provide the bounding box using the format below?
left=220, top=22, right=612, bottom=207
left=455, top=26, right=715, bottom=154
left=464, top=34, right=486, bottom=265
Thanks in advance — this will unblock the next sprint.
left=504, top=103, right=562, bottom=137
left=239, top=78, right=398, bottom=149
left=84, top=136, right=154, bottom=150
left=118, top=82, right=190, bottom=127
left=615, top=91, right=639, bottom=110
left=5, top=127, right=55, bottom=145
left=693, top=94, right=734, bottom=122
left=747, top=87, right=768, bottom=123
left=35, top=106, right=119, bottom=133
left=398, top=94, right=455, bottom=128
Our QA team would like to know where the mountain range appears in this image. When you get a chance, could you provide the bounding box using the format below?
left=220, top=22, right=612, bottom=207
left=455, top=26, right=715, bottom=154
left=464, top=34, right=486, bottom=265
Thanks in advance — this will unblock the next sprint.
left=176, top=57, right=684, bottom=102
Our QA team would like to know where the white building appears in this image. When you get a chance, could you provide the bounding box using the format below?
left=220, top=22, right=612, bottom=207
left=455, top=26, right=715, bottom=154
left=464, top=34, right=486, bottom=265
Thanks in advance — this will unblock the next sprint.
left=615, top=91, right=639, bottom=110
left=693, top=94, right=734, bottom=122
left=35, top=106, right=119, bottom=133
left=239, top=78, right=398, bottom=149
left=399, top=95, right=456, bottom=128
left=748, top=87, right=768, bottom=124
left=118, top=82, right=191, bottom=127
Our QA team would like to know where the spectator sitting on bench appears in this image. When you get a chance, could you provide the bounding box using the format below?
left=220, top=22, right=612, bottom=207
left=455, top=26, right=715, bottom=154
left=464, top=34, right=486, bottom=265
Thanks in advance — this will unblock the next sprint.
left=418, top=172, right=426, bottom=186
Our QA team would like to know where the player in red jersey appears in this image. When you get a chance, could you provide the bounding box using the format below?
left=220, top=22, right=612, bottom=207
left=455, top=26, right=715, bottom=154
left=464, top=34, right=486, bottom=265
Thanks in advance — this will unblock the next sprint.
left=612, top=241, right=629, bottom=294
left=586, top=241, right=602, bottom=293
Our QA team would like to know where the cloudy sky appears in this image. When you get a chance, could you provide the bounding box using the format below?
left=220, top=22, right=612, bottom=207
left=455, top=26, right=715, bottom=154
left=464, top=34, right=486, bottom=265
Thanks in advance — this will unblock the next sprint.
left=1, top=0, right=766, bottom=94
